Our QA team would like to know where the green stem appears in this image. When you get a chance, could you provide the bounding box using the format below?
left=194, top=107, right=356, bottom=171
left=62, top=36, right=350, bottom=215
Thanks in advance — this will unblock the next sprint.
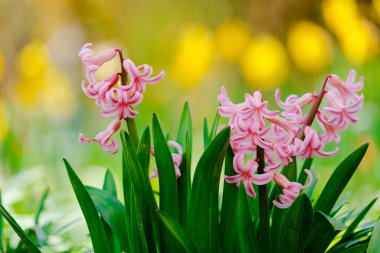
left=126, top=117, right=139, bottom=149
left=257, top=146, right=271, bottom=253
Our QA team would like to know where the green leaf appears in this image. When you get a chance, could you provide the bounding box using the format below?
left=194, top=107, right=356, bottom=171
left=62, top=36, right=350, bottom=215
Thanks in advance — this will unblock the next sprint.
left=86, top=186, right=128, bottom=252
left=298, top=158, right=313, bottom=185
left=138, top=127, right=151, bottom=176
left=102, top=170, right=121, bottom=253
left=304, top=211, right=346, bottom=253
left=176, top=102, right=193, bottom=166
left=187, top=127, right=230, bottom=253
left=368, top=221, right=380, bottom=253
left=131, top=188, right=149, bottom=253
left=278, top=193, right=313, bottom=253
left=35, top=188, right=49, bottom=226
left=152, top=114, right=180, bottom=252
left=208, top=111, right=220, bottom=143
left=314, top=143, right=368, bottom=214
left=220, top=146, right=240, bottom=253
left=0, top=205, right=40, bottom=252
left=121, top=131, right=159, bottom=253
left=0, top=191, right=3, bottom=252
left=203, top=118, right=209, bottom=149
left=158, top=211, right=199, bottom=253
left=339, top=244, right=369, bottom=253
left=342, top=198, right=377, bottom=239
left=64, top=159, right=111, bottom=253
left=236, top=185, right=259, bottom=253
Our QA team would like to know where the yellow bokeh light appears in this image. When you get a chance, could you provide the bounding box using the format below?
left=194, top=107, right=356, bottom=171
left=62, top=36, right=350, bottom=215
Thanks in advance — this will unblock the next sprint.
left=19, top=40, right=49, bottom=79
left=170, top=24, right=213, bottom=87
left=287, top=21, right=334, bottom=73
left=0, top=100, right=9, bottom=141
left=240, top=34, right=288, bottom=89
left=322, top=0, right=359, bottom=35
left=215, top=19, right=251, bottom=63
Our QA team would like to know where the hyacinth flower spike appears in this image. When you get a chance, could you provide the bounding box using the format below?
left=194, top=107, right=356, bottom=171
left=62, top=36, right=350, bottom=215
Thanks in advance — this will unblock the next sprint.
left=150, top=140, right=183, bottom=179
left=273, top=169, right=313, bottom=208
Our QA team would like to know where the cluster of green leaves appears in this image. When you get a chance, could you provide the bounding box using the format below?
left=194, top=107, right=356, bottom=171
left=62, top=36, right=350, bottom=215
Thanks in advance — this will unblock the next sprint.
left=1, top=103, right=379, bottom=252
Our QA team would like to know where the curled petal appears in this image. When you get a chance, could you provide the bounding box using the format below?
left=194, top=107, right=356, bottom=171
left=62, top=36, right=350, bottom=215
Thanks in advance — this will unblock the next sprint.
left=79, top=43, right=118, bottom=67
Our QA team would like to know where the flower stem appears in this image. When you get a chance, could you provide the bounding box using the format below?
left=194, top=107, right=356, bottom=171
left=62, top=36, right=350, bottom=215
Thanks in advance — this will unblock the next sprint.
left=118, top=50, right=139, bottom=149
left=257, top=146, right=271, bottom=253
left=298, top=75, right=331, bottom=140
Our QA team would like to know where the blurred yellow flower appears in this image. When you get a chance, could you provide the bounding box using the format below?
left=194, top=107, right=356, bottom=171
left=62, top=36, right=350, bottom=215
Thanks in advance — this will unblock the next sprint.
left=240, top=34, right=288, bottom=89
left=215, top=19, right=251, bottom=63
left=287, top=21, right=334, bottom=73
left=0, top=52, right=4, bottom=80
left=0, top=100, right=9, bottom=141
left=170, top=24, right=213, bottom=87
left=322, top=0, right=380, bottom=64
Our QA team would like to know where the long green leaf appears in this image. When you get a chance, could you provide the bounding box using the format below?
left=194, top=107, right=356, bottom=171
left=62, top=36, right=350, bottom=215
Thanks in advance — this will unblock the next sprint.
left=102, top=170, right=121, bottom=253
left=278, top=193, right=313, bottom=253
left=208, top=111, right=220, bottom=143
left=176, top=102, right=192, bottom=166
left=187, top=127, right=230, bottom=253
left=298, top=158, right=313, bottom=185
left=86, top=186, right=128, bottom=252
left=0, top=205, right=40, bottom=253
left=158, top=211, right=199, bottom=253
left=35, top=188, right=49, bottom=226
left=121, top=131, right=159, bottom=253
left=203, top=118, right=209, bottom=149
left=137, top=127, right=151, bottom=176
left=236, top=185, right=259, bottom=253
left=314, top=144, right=368, bottom=214
left=342, top=198, right=377, bottom=239
left=368, top=221, right=380, bottom=253
left=64, top=159, right=111, bottom=253
left=304, top=211, right=346, bottom=253
left=152, top=114, right=180, bottom=252
left=220, top=146, right=240, bottom=253
left=0, top=190, right=3, bottom=252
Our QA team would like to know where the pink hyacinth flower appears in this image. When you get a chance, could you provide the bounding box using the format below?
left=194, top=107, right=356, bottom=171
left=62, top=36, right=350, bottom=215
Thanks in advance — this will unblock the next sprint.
left=79, top=119, right=121, bottom=154
left=150, top=140, right=183, bottom=179
left=225, top=154, right=273, bottom=198
left=299, top=126, right=338, bottom=159
left=79, top=43, right=118, bottom=68
left=100, top=87, right=143, bottom=119
left=273, top=169, right=313, bottom=208
left=122, top=59, right=165, bottom=93
left=327, top=69, right=364, bottom=104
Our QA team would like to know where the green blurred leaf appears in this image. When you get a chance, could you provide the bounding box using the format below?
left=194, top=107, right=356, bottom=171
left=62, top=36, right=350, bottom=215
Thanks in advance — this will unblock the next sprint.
left=278, top=193, right=313, bottom=253
left=220, top=146, right=240, bottom=253
left=103, top=169, right=117, bottom=197
left=208, top=111, right=220, bottom=143
left=342, top=198, right=377, bottom=239
left=152, top=114, right=180, bottom=252
left=0, top=204, right=41, bottom=252
left=203, top=118, right=209, bottom=149
left=314, top=144, right=368, bottom=214
left=63, top=159, right=111, bottom=253
left=35, top=188, right=49, bottom=226
left=304, top=211, right=346, bottom=253
left=158, top=211, right=199, bottom=253
left=138, top=127, right=151, bottom=176
left=236, top=185, right=259, bottom=253
left=86, top=186, right=128, bottom=252
left=368, top=221, right=380, bottom=253
left=339, top=244, right=368, bottom=253
left=187, top=127, right=230, bottom=253
left=0, top=191, right=3, bottom=252
left=176, top=102, right=193, bottom=165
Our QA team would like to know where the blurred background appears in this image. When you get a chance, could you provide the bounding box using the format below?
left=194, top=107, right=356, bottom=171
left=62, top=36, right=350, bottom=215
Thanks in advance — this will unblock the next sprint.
left=0, top=0, right=379, bottom=250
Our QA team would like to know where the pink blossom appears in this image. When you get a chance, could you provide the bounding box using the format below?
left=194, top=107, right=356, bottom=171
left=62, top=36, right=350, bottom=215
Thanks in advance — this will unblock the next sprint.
left=122, top=59, right=165, bottom=93
left=78, top=119, right=121, bottom=154
left=100, top=87, right=143, bottom=119
left=299, top=126, right=338, bottom=159
left=225, top=154, right=273, bottom=198
left=150, top=140, right=183, bottom=179
left=273, top=169, right=313, bottom=208
left=327, top=69, right=364, bottom=104
left=79, top=43, right=118, bottom=67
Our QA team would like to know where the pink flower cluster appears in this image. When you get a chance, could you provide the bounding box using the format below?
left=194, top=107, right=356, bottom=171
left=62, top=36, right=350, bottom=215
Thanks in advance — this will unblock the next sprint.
left=219, top=70, right=364, bottom=208
left=78, top=43, right=164, bottom=153
left=150, top=140, right=183, bottom=179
